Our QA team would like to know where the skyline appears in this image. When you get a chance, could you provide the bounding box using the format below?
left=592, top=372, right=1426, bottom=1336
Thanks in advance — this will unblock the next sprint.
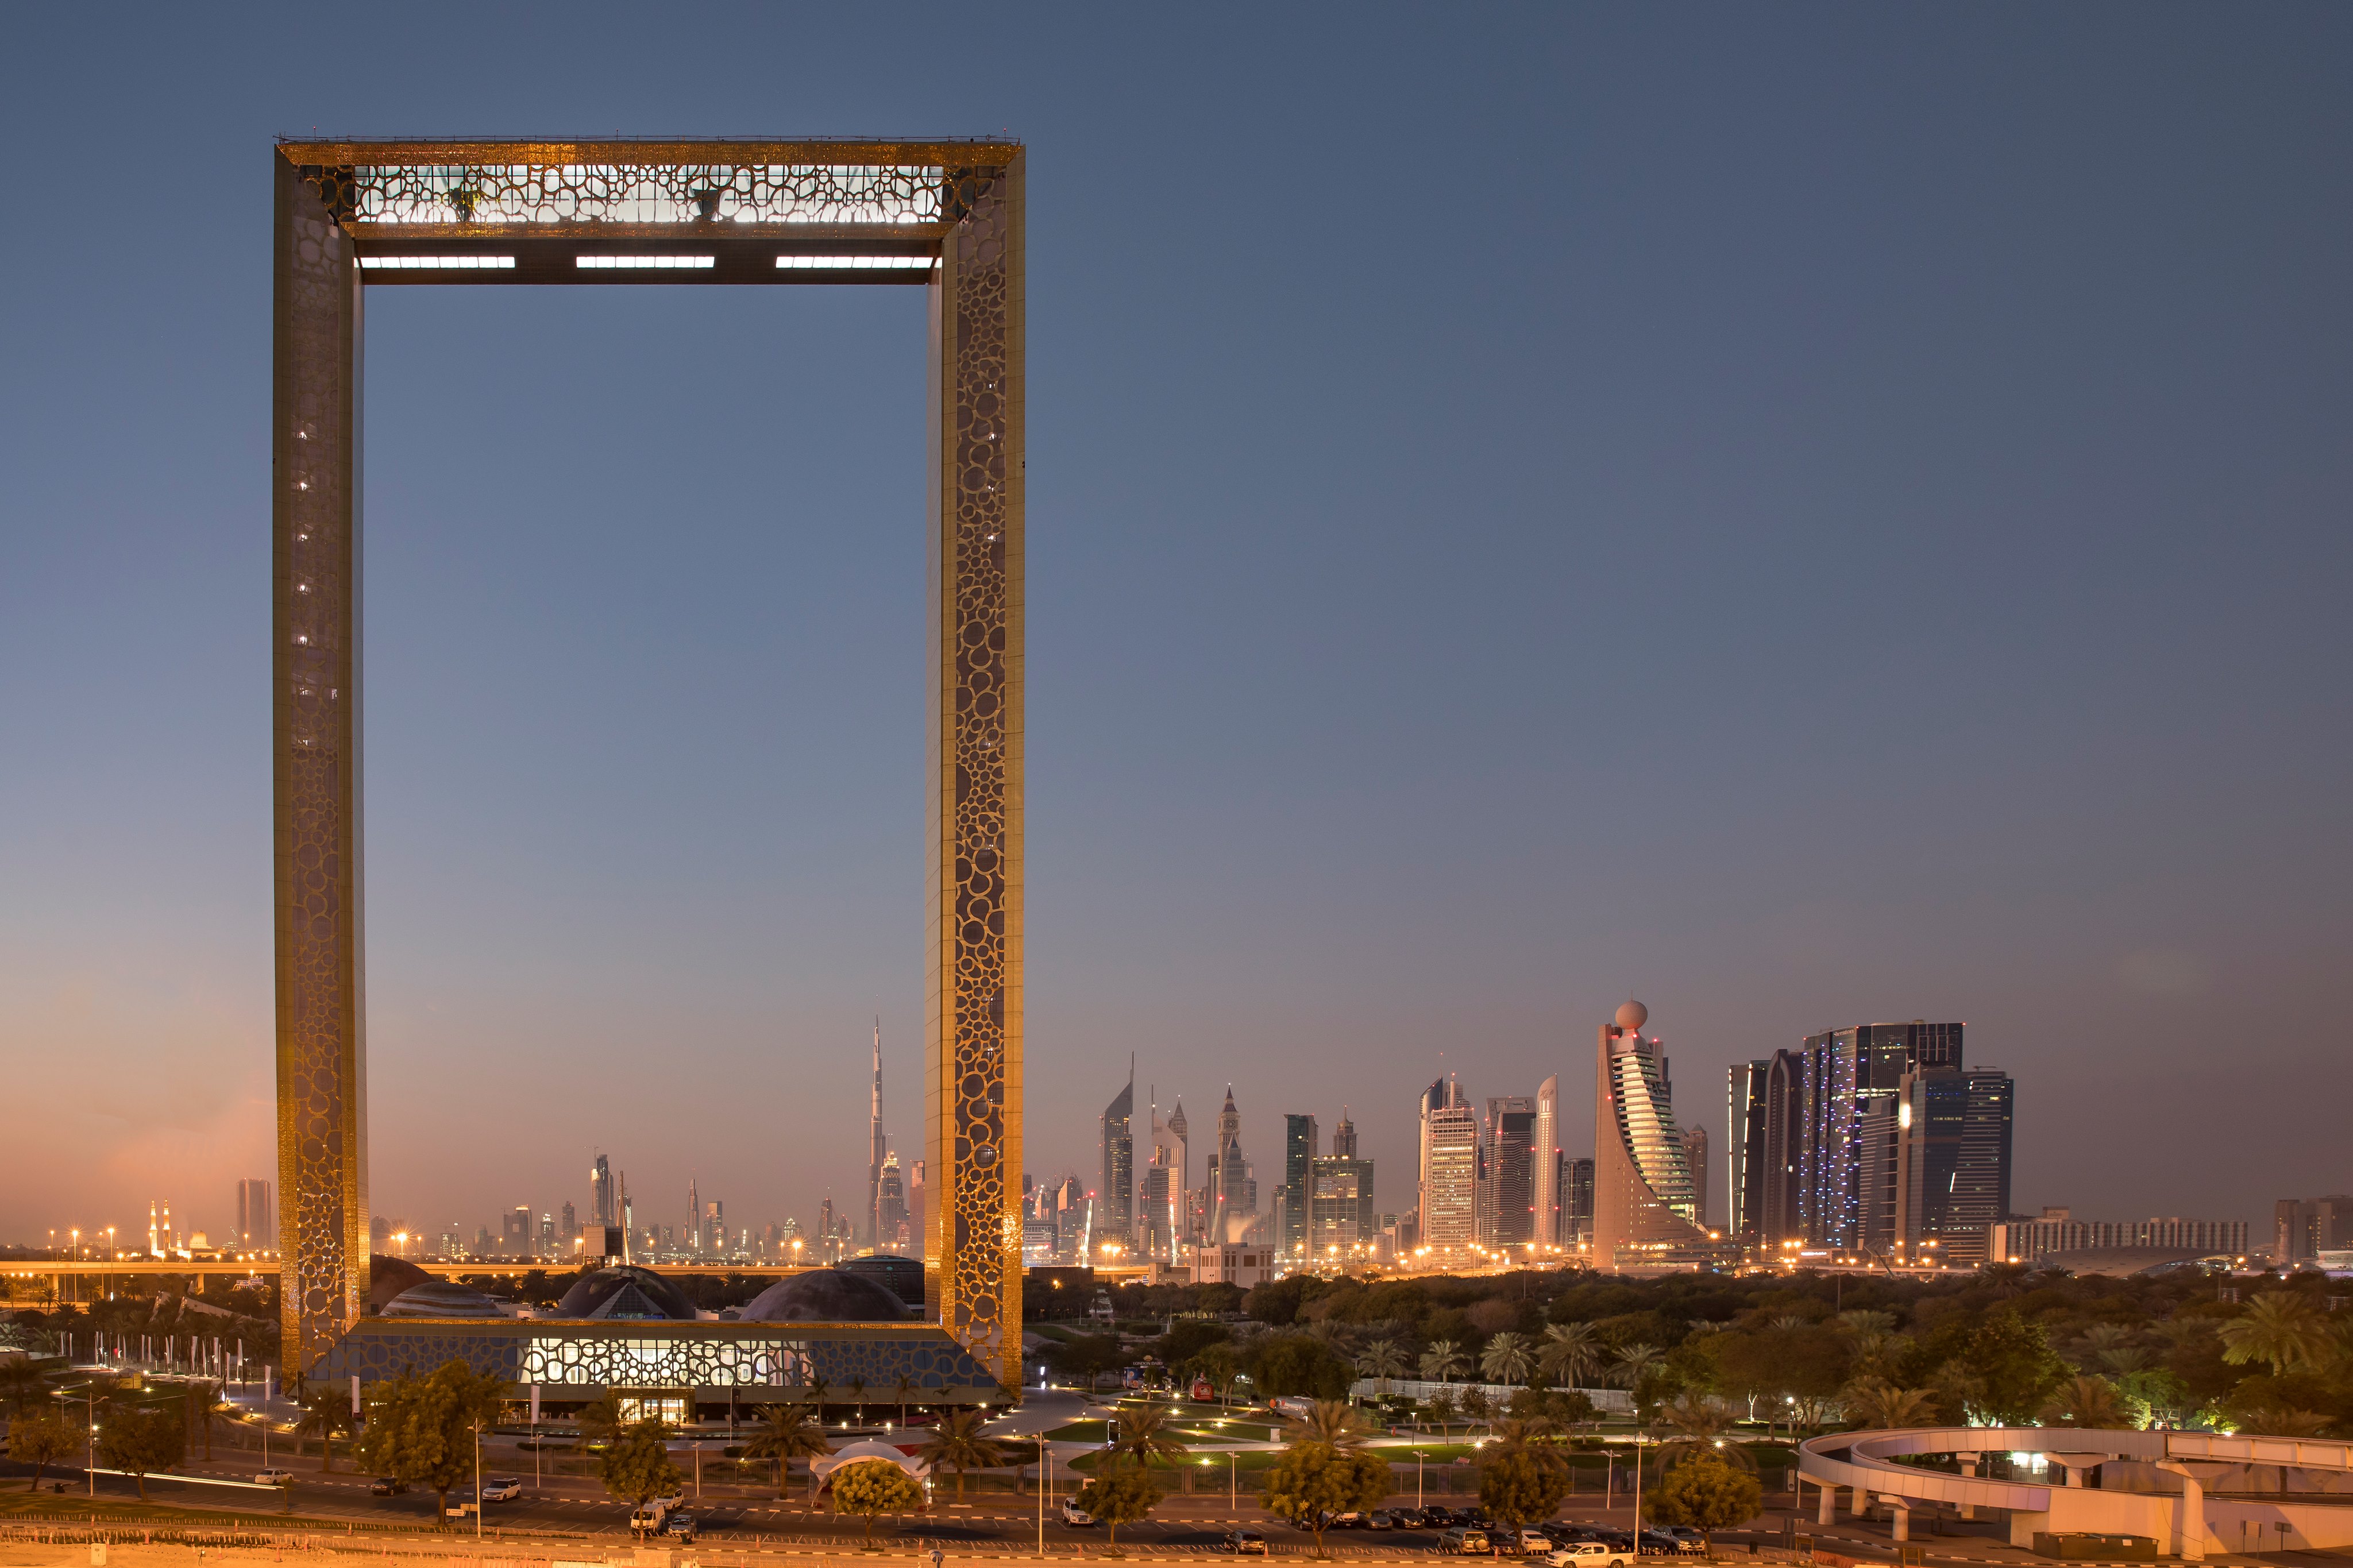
left=4, top=6, right=2352, bottom=1248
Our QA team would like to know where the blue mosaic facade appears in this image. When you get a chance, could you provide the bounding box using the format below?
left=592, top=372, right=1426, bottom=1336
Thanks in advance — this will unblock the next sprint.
left=316, top=1319, right=997, bottom=1400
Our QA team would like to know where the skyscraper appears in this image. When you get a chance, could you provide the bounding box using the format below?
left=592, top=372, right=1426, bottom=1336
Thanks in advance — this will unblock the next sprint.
left=1592, top=1001, right=1709, bottom=1269
left=1727, top=1061, right=1770, bottom=1252
left=235, top=1179, right=274, bottom=1252
left=1419, top=1078, right=1479, bottom=1249
left=590, top=1155, right=614, bottom=1227
left=1330, top=1109, right=1356, bottom=1159
left=1167, top=1098, right=1190, bottom=1247
left=1282, top=1114, right=1319, bottom=1259
left=867, top=1020, right=886, bottom=1246
left=1209, top=1086, right=1257, bottom=1243
left=1791, top=1022, right=1965, bottom=1252
left=1532, top=1076, right=1561, bottom=1248
left=1760, top=1049, right=1807, bottom=1247
left=686, top=1176, right=701, bottom=1258
left=1101, top=1068, right=1135, bottom=1243
left=1562, top=1155, right=1595, bottom=1248
left=1679, top=1125, right=1710, bottom=1232
left=1480, top=1096, right=1537, bottom=1248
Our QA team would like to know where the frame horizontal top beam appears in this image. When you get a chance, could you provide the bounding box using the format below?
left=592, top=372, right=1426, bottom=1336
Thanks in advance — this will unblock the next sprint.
left=277, top=137, right=1016, bottom=167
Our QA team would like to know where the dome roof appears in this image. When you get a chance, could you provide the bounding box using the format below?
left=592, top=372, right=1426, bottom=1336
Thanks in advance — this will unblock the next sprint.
left=738, top=1268, right=912, bottom=1323
left=367, top=1254, right=435, bottom=1314
left=554, top=1265, right=697, bottom=1321
left=1614, top=1000, right=1649, bottom=1030
left=381, top=1279, right=507, bottom=1319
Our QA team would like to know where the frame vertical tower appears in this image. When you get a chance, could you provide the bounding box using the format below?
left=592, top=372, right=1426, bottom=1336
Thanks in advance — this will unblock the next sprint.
left=268, top=138, right=1023, bottom=1384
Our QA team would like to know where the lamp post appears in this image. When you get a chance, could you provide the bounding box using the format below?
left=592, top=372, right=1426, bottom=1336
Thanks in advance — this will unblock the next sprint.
left=474, top=1418, right=484, bottom=1542
left=1035, top=1434, right=1048, bottom=1558
left=1413, top=1450, right=1426, bottom=1508
left=1630, top=1432, right=1646, bottom=1547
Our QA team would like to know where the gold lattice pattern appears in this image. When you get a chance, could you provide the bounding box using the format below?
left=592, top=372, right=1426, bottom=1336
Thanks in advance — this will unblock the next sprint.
left=299, top=161, right=943, bottom=229
left=941, top=165, right=1020, bottom=1382
left=275, top=173, right=367, bottom=1373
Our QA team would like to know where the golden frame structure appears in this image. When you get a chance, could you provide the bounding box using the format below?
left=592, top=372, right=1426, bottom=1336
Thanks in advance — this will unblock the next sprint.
left=270, top=137, right=1024, bottom=1383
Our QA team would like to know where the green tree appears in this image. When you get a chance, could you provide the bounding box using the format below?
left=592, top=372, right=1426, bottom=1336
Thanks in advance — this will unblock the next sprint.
left=1653, top=1394, right=1757, bottom=1473
left=576, top=1388, right=628, bottom=1447
left=0, top=1361, right=48, bottom=1417
left=354, top=1360, right=507, bottom=1525
left=1642, top=1452, right=1763, bottom=1552
left=1538, top=1322, right=1600, bottom=1388
left=295, top=1381, right=355, bottom=1472
left=1424, top=1385, right=1460, bottom=1433
left=741, top=1404, right=833, bottom=1499
left=7, top=1410, right=79, bottom=1492
left=1262, top=1442, right=1391, bottom=1557
left=601, top=1420, right=685, bottom=1534
left=1421, top=1339, right=1468, bottom=1383
left=2220, top=1295, right=2329, bottom=1377
left=916, top=1407, right=1006, bottom=1499
left=95, top=1403, right=185, bottom=1501
left=1075, top=1454, right=1165, bottom=1551
left=830, top=1456, right=923, bottom=1544
left=188, top=1379, right=224, bottom=1460
left=1189, top=1342, right=1243, bottom=1404
left=2038, top=1374, right=2132, bottom=1430
left=1957, top=1312, right=2067, bottom=1426
left=1480, top=1446, right=1571, bottom=1528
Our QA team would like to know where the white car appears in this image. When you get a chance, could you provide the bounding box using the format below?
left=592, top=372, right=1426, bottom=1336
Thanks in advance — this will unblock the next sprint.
left=479, top=1478, right=522, bottom=1503
left=1059, top=1501, right=1095, bottom=1525
left=254, top=1469, right=295, bottom=1486
left=1548, top=1545, right=1633, bottom=1568
left=651, top=1489, right=686, bottom=1511
left=630, top=1503, right=670, bottom=1531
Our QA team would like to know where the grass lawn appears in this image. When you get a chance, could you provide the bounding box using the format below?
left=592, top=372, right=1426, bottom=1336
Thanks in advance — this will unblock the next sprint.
left=0, top=1493, right=304, bottom=1525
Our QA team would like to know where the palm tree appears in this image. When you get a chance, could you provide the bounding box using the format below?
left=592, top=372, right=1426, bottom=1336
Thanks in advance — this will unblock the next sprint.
left=1107, top=1404, right=1191, bottom=1469
left=893, top=1374, right=916, bottom=1428
left=1538, top=1323, right=1599, bottom=1389
left=806, top=1375, right=833, bottom=1425
left=1609, top=1343, right=1662, bottom=1392
left=0, top=1361, right=46, bottom=1417
left=2096, top=1347, right=2153, bottom=1375
left=916, top=1408, right=1007, bottom=1499
left=1652, top=1394, right=1757, bottom=1472
left=848, top=1376, right=869, bottom=1424
left=741, top=1404, right=834, bottom=1499
left=2234, top=1407, right=2331, bottom=1439
left=1420, top=1340, right=1468, bottom=1384
left=1843, top=1380, right=1938, bottom=1432
left=1481, top=1332, right=1534, bottom=1388
left=2220, top=1295, right=2329, bottom=1376
left=294, top=1383, right=355, bottom=1472
left=1355, top=1339, right=1407, bottom=1396
left=1835, top=1310, right=1897, bottom=1337
left=190, top=1380, right=223, bottom=1460
left=1487, top=1416, right=1569, bottom=1476
left=2038, top=1375, right=2131, bottom=1430
left=577, top=1389, right=628, bottom=1447
left=1279, top=1399, right=1370, bottom=1449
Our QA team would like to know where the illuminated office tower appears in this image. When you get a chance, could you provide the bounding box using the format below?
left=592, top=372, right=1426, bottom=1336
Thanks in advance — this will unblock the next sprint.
left=1100, top=1069, right=1135, bottom=1242
left=1679, top=1125, right=1709, bottom=1232
left=236, top=1179, right=275, bottom=1252
left=539, top=1210, right=556, bottom=1256
left=1532, top=1076, right=1561, bottom=1246
left=880, top=1153, right=909, bottom=1249
left=1282, top=1114, right=1319, bottom=1258
left=1207, top=1087, right=1259, bottom=1243
left=1562, top=1155, right=1595, bottom=1248
left=590, top=1155, right=614, bottom=1227
left=1591, top=1001, right=1709, bottom=1269
left=560, top=1201, right=578, bottom=1245
left=503, top=1206, right=530, bottom=1254
left=1419, top=1078, right=1479, bottom=1249
left=1791, top=1022, right=1964, bottom=1250
left=867, top=1021, right=887, bottom=1245
left=1727, top=1061, right=1770, bottom=1252
left=1479, top=1096, right=1537, bottom=1248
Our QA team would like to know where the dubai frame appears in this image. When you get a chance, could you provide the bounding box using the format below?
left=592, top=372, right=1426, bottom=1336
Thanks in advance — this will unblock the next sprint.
left=271, top=138, right=1024, bottom=1382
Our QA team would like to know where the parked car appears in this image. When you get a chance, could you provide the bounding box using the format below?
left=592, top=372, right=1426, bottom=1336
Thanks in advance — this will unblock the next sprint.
left=630, top=1502, right=670, bottom=1532
left=664, top=1511, right=697, bottom=1543
left=651, top=1489, right=686, bottom=1512
left=1441, top=1527, right=1495, bottom=1555
left=1366, top=1510, right=1400, bottom=1530
left=1059, top=1500, right=1095, bottom=1526
left=254, top=1469, right=295, bottom=1486
left=1639, top=1530, right=1698, bottom=1556
left=1547, top=1543, right=1634, bottom=1568
left=368, top=1476, right=407, bottom=1496
left=1660, top=1529, right=1706, bottom=1554
left=1222, top=1530, right=1268, bottom=1555
left=479, top=1478, right=522, bottom=1503
left=1330, top=1511, right=1367, bottom=1530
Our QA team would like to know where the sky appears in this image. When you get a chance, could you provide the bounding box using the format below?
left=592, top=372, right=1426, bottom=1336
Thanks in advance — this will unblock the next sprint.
left=1, top=5, right=2349, bottom=1253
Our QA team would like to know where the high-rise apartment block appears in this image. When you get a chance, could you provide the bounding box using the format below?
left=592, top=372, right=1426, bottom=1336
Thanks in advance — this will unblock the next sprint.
left=1308, top=1106, right=1376, bottom=1258
left=1561, top=1155, right=1595, bottom=1248
left=1731, top=1021, right=2012, bottom=1265
left=590, top=1155, right=614, bottom=1226
left=1533, top=1075, right=1563, bottom=1247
